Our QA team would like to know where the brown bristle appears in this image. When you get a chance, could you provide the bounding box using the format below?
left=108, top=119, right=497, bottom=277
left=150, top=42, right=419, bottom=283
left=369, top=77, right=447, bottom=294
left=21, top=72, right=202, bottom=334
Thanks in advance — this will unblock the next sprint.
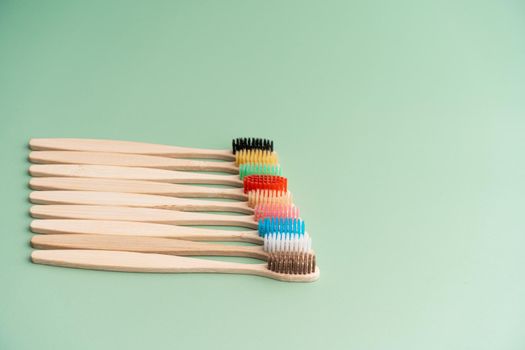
left=267, top=252, right=316, bottom=275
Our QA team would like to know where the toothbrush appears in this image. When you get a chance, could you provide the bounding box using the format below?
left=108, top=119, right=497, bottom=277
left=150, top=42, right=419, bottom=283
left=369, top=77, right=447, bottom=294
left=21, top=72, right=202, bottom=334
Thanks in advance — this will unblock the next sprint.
left=30, top=175, right=288, bottom=205
left=31, top=233, right=312, bottom=258
left=29, top=164, right=281, bottom=185
left=29, top=137, right=274, bottom=161
left=29, top=175, right=291, bottom=204
left=31, top=219, right=310, bottom=247
left=31, top=219, right=264, bottom=243
left=28, top=148, right=279, bottom=174
left=30, top=191, right=300, bottom=219
left=31, top=250, right=319, bottom=282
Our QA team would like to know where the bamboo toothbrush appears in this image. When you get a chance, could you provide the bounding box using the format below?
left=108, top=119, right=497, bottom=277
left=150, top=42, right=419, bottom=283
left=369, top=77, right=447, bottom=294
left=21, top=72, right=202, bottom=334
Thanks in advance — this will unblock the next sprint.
left=30, top=191, right=300, bottom=220
left=29, top=177, right=293, bottom=207
left=30, top=177, right=247, bottom=199
left=31, top=233, right=312, bottom=258
left=31, top=250, right=319, bottom=282
left=31, top=219, right=310, bottom=247
left=29, top=175, right=292, bottom=205
left=29, top=137, right=274, bottom=161
left=31, top=219, right=264, bottom=243
left=29, top=150, right=281, bottom=178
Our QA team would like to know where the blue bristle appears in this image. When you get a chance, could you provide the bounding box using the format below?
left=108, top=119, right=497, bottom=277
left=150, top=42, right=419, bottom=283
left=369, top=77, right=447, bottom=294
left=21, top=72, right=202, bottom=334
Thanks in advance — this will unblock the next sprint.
left=258, top=218, right=305, bottom=237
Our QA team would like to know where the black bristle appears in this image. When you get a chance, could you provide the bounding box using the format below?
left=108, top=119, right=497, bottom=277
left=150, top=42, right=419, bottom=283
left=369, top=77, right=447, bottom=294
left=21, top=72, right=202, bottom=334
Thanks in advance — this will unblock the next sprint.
left=232, top=137, right=274, bottom=154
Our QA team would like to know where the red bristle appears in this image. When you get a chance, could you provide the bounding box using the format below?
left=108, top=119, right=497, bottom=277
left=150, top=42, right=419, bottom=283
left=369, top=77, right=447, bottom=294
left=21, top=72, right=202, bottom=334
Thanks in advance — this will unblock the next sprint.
left=243, top=175, right=287, bottom=194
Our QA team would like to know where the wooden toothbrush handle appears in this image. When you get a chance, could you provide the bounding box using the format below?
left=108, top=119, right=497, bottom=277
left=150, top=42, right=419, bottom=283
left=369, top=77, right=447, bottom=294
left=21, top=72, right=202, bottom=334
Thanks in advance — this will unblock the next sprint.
left=31, top=234, right=268, bottom=260
left=29, top=177, right=248, bottom=202
left=29, top=151, right=239, bottom=174
left=31, top=250, right=319, bottom=282
left=30, top=220, right=263, bottom=244
left=29, top=177, right=246, bottom=200
left=29, top=164, right=243, bottom=187
left=30, top=191, right=253, bottom=214
left=30, top=205, right=259, bottom=229
left=31, top=249, right=259, bottom=273
left=29, top=138, right=235, bottom=160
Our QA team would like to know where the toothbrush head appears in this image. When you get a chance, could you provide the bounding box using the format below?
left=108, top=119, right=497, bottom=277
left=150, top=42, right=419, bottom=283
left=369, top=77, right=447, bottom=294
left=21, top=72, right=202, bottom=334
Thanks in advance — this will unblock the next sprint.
left=232, top=138, right=274, bottom=154
left=264, top=232, right=312, bottom=253
left=239, top=163, right=281, bottom=180
left=244, top=175, right=287, bottom=194
left=247, top=190, right=293, bottom=208
left=254, top=203, right=299, bottom=220
left=267, top=252, right=316, bottom=275
left=258, top=217, right=305, bottom=237
left=235, top=149, right=278, bottom=166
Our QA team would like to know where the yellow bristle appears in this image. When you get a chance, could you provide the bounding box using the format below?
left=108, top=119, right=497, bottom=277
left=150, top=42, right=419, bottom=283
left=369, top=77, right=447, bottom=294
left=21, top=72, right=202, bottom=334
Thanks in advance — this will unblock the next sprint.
left=247, top=190, right=292, bottom=208
left=235, top=149, right=278, bottom=166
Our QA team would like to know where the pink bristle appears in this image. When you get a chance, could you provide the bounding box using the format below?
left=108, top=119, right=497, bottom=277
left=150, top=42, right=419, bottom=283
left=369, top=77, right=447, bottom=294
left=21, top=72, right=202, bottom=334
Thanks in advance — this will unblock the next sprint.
left=254, top=204, right=300, bottom=220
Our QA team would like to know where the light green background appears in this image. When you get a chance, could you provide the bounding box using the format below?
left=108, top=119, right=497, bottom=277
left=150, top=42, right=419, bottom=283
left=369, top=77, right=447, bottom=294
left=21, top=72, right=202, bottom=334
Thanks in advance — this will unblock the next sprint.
left=1, top=1, right=524, bottom=349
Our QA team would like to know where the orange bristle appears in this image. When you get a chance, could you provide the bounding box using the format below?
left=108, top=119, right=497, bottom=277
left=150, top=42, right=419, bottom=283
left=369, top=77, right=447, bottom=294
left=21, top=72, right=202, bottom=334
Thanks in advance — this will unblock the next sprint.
left=247, top=190, right=293, bottom=208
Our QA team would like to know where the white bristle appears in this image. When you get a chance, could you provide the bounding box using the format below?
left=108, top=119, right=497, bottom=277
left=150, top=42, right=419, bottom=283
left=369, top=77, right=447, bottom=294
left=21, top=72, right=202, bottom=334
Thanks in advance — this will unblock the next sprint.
left=263, top=233, right=312, bottom=253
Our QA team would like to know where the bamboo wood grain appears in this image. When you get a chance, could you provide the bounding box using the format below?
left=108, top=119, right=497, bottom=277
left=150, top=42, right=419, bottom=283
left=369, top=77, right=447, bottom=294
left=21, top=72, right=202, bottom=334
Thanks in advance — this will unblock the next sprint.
left=30, top=138, right=235, bottom=160
left=31, top=250, right=320, bottom=282
left=29, top=151, right=239, bottom=174
left=31, top=234, right=268, bottom=260
left=30, top=191, right=253, bottom=214
left=29, top=164, right=243, bottom=186
left=29, top=177, right=247, bottom=200
left=31, top=219, right=263, bottom=243
left=30, top=205, right=258, bottom=229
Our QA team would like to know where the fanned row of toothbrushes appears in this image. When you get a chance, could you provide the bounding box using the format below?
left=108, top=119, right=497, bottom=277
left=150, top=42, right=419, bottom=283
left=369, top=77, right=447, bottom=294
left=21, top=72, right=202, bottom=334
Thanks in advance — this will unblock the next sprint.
left=27, top=137, right=319, bottom=282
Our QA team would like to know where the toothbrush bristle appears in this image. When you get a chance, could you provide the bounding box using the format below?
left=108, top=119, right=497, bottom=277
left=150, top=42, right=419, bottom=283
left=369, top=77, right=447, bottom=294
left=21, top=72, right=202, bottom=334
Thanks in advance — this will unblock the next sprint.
left=239, top=163, right=281, bottom=180
left=264, top=233, right=312, bottom=253
left=247, top=190, right=292, bottom=208
left=232, top=138, right=274, bottom=154
left=244, top=175, right=287, bottom=194
left=254, top=203, right=299, bottom=220
left=235, top=149, right=278, bottom=166
left=258, top=218, right=305, bottom=237
left=267, top=252, right=316, bottom=274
